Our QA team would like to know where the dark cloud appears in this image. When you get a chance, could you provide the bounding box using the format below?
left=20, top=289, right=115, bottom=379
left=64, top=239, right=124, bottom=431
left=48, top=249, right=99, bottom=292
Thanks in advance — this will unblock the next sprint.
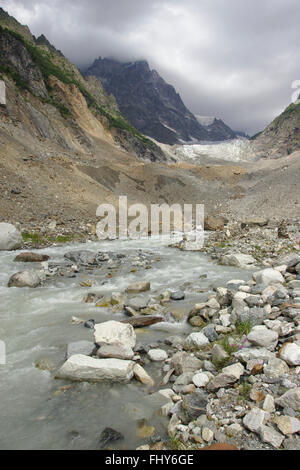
left=3, top=0, right=300, bottom=134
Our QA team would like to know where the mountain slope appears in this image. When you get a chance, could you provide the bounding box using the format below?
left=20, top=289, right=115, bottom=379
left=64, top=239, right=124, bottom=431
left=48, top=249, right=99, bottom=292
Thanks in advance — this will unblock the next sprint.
left=0, top=14, right=165, bottom=163
left=85, top=58, right=212, bottom=145
left=252, top=101, right=300, bottom=158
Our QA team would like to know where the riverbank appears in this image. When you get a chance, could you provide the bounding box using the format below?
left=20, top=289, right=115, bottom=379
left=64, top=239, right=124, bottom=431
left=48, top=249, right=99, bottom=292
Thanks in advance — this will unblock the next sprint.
left=0, top=220, right=299, bottom=450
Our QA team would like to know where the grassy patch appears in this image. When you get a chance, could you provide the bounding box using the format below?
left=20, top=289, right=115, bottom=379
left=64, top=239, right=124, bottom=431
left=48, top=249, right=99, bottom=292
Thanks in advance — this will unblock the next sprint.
left=22, top=231, right=79, bottom=246
left=237, top=380, right=252, bottom=402
left=235, top=319, right=252, bottom=336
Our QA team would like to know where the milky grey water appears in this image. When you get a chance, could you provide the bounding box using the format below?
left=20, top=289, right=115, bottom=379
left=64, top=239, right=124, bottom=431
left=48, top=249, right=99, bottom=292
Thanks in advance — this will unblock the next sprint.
left=0, top=236, right=253, bottom=450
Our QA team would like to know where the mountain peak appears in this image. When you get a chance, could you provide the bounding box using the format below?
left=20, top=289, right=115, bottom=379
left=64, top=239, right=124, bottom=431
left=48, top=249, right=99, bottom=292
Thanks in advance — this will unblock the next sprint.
left=85, top=57, right=210, bottom=145
left=0, top=7, right=34, bottom=43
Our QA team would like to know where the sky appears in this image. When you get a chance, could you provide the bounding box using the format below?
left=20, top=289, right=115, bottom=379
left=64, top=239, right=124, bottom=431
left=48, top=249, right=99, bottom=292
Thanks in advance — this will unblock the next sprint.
left=2, top=0, right=300, bottom=135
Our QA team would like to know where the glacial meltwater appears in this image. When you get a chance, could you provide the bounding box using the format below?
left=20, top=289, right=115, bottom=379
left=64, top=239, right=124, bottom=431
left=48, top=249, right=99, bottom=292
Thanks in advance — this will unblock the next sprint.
left=0, top=236, right=253, bottom=450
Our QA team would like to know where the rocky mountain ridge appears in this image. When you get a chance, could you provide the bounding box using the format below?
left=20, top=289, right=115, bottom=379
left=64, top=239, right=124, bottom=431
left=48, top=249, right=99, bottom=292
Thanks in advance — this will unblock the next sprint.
left=196, top=115, right=237, bottom=141
left=85, top=58, right=218, bottom=145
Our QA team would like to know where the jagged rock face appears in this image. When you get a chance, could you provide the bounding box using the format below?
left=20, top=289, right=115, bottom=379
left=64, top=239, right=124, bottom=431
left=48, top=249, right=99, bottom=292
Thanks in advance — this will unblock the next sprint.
left=85, top=58, right=210, bottom=145
left=0, top=31, right=48, bottom=98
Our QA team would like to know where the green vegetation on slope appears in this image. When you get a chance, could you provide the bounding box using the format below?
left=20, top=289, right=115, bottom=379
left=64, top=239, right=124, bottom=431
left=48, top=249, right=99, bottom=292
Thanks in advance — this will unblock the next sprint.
left=0, top=24, right=157, bottom=149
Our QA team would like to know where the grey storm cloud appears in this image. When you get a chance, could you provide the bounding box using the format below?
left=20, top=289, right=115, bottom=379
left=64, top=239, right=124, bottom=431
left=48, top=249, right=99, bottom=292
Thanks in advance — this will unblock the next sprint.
left=3, top=0, right=300, bottom=134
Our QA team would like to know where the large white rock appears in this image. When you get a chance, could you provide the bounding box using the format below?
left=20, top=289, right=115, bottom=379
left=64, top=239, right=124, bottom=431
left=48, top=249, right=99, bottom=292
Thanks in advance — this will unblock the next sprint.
left=275, top=388, right=300, bottom=411
left=243, top=408, right=266, bottom=433
left=8, top=270, right=46, bottom=288
left=247, top=325, right=278, bottom=351
left=56, top=354, right=134, bottom=382
left=221, top=253, right=256, bottom=269
left=0, top=223, right=22, bottom=251
left=254, top=268, right=284, bottom=286
left=94, top=321, right=136, bottom=349
left=279, top=343, right=300, bottom=366
left=222, top=362, right=244, bottom=380
left=184, top=332, right=210, bottom=349
left=148, top=349, right=168, bottom=362
left=192, top=372, right=210, bottom=388
left=259, top=425, right=284, bottom=448
left=234, top=347, right=275, bottom=363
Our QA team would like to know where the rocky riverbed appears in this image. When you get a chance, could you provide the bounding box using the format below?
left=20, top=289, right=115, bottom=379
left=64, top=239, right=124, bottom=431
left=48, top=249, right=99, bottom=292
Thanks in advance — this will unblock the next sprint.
left=0, top=220, right=299, bottom=450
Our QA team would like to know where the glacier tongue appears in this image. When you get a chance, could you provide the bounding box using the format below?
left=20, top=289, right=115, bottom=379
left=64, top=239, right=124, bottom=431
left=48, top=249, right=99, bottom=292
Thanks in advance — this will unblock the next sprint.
left=172, top=138, right=257, bottom=163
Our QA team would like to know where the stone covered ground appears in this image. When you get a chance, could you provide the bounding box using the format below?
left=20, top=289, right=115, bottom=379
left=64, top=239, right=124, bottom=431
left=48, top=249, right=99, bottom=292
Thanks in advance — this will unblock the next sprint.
left=1, top=217, right=300, bottom=450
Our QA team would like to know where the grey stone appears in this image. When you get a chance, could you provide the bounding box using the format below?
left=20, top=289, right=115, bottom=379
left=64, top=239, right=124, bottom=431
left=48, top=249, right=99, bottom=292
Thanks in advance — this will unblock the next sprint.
left=171, top=352, right=203, bottom=375
left=170, top=291, right=185, bottom=301
left=94, top=321, right=136, bottom=349
left=8, top=270, right=45, bottom=288
left=125, top=296, right=150, bottom=311
left=259, top=425, right=284, bottom=448
left=182, top=390, right=208, bottom=422
left=275, top=388, right=300, bottom=411
left=264, top=358, right=289, bottom=378
left=0, top=223, right=23, bottom=251
left=184, top=332, right=210, bottom=349
left=56, top=355, right=134, bottom=382
left=254, top=268, right=284, bottom=286
left=148, top=349, right=168, bottom=361
left=221, top=253, right=256, bottom=268
left=243, top=408, right=266, bottom=433
left=97, top=343, right=134, bottom=360
left=64, top=250, right=96, bottom=265
left=247, top=326, right=278, bottom=351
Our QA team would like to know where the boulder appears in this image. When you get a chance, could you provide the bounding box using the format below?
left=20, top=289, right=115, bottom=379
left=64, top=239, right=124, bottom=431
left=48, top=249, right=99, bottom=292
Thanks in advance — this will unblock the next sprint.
left=124, top=296, right=150, bottom=311
left=148, top=349, right=168, bottom=362
left=14, top=252, right=50, bottom=262
left=279, top=343, right=300, bottom=366
left=243, top=408, right=266, bottom=433
left=274, top=416, right=300, bottom=435
left=264, top=358, right=290, bottom=378
left=97, top=343, right=134, bottom=360
left=184, top=332, right=210, bottom=349
left=275, top=388, right=300, bottom=411
left=0, top=223, right=22, bottom=251
left=254, top=268, right=284, bottom=286
left=64, top=250, right=96, bottom=265
left=234, top=347, right=274, bottom=363
left=94, top=321, right=136, bottom=349
left=126, top=282, right=150, bottom=294
left=182, top=389, right=208, bottom=422
left=171, top=351, right=202, bottom=375
left=221, top=253, right=256, bottom=269
left=259, top=425, right=284, bottom=448
left=8, top=270, right=45, bottom=288
left=56, top=355, right=134, bottom=382
left=247, top=326, right=278, bottom=351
